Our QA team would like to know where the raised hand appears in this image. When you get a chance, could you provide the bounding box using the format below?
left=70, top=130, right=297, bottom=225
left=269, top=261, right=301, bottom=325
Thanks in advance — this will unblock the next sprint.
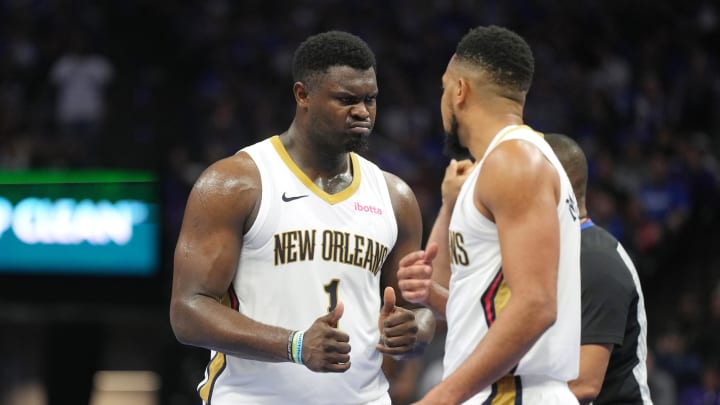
left=301, top=301, right=352, bottom=372
left=376, top=287, right=418, bottom=357
left=442, top=158, right=475, bottom=208
left=397, top=243, right=439, bottom=305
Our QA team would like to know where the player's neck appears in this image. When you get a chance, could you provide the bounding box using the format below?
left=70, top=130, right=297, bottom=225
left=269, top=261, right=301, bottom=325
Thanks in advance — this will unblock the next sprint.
left=465, top=117, right=524, bottom=160
left=577, top=200, right=588, bottom=220
left=279, top=130, right=352, bottom=192
left=314, top=163, right=353, bottom=194
left=282, top=127, right=347, bottom=164
left=579, top=206, right=590, bottom=223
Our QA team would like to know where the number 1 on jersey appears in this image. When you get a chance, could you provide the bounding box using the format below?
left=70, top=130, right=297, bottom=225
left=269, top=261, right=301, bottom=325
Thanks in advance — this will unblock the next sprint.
left=324, top=278, right=340, bottom=313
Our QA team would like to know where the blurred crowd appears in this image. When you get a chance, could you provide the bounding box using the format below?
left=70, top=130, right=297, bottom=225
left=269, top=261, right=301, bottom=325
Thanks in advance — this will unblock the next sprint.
left=1, top=0, right=720, bottom=404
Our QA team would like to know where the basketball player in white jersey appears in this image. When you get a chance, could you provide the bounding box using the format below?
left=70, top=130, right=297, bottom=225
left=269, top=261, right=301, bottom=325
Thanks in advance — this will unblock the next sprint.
left=170, top=31, right=435, bottom=405
left=396, top=25, right=582, bottom=404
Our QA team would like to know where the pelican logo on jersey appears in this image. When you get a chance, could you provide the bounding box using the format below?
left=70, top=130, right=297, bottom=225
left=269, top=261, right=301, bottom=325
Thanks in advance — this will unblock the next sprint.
left=449, top=230, right=469, bottom=266
left=274, top=229, right=389, bottom=275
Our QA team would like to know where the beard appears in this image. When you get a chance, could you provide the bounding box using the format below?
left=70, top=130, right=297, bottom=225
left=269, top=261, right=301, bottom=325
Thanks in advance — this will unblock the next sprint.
left=306, top=112, right=370, bottom=154
left=346, top=134, right=369, bottom=153
left=443, top=114, right=471, bottom=160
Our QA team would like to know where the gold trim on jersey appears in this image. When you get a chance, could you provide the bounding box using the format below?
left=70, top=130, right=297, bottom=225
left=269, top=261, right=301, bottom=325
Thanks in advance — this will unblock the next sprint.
left=270, top=135, right=361, bottom=205
left=198, top=290, right=236, bottom=402
left=493, top=278, right=512, bottom=318
left=483, top=375, right=522, bottom=404
left=494, top=125, right=543, bottom=146
left=199, top=352, right=226, bottom=403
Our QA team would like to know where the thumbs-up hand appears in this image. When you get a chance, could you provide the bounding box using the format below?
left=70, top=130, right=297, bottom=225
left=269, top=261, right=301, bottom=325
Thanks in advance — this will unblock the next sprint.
left=376, top=287, right=417, bottom=357
left=301, top=301, right=351, bottom=373
left=378, top=286, right=397, bottom=331
left=325, top=300, right=344, bottom=328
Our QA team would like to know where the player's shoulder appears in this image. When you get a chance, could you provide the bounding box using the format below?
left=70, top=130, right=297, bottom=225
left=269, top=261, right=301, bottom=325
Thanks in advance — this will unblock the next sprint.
left=380, top=170, right=421, bottom=224
left=485, top=136, right=554, bottom=178
left=192, top=152, right=261, bottom=198
left=479, top=137, right=557, bottom=204
left=382, top=170, right=417, bottom=204
left=381, top=170, right=413, bottom=196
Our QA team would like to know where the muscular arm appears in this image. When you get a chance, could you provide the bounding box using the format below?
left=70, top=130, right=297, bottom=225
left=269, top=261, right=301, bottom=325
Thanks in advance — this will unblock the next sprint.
left=422, top=206, right=452, bottom=319
left=169, top=153, right=292, bottom=362
left=379, top=172, right=435, bottom=355
left=171, top=151, right=354, bottom=373
left=426, top=140, right=562, bottom=404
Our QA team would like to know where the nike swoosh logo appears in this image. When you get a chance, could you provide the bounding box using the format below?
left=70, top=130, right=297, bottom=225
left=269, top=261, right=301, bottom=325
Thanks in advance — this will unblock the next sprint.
left=282, top=192, right=309, bottom=202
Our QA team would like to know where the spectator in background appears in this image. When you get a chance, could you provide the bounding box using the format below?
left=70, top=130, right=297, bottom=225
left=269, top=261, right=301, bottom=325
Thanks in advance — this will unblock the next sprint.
left=50, top=29, right=113, bottom=165
left=638, top=149, right=689, bottom=236
left=679, top=360, right=720, bottom=405
left=654, top=326, right=704, bottom=391
left=696, top=283, right=720, bottom=365
left=647, top=350, right=678, bottom=405
left=677, top=132, right=720, bottom=227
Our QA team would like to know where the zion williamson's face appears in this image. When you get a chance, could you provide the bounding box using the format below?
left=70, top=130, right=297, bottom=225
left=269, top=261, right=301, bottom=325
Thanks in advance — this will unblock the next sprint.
left=305, top=66, right=378, bottom=154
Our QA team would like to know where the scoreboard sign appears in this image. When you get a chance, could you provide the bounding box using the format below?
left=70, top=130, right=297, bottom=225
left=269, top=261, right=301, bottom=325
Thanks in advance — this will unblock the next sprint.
left=0, top=170, right=160, bottom=276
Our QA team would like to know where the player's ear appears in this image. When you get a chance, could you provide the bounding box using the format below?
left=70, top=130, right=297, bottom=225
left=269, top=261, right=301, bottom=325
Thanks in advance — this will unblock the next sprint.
left=293, top=82, right=310, bottom=107
left=456, top=77, right=469, bottom=106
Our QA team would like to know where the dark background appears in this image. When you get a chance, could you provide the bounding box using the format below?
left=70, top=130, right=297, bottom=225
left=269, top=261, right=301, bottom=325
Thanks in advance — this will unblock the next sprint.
left=1, top=0, right=719, bottom=404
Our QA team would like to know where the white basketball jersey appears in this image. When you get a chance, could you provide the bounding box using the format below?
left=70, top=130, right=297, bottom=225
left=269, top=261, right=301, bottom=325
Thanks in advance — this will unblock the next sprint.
left=444, top=125, right=581, bottom=398
left=198, top=136, right=398, bottom=405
